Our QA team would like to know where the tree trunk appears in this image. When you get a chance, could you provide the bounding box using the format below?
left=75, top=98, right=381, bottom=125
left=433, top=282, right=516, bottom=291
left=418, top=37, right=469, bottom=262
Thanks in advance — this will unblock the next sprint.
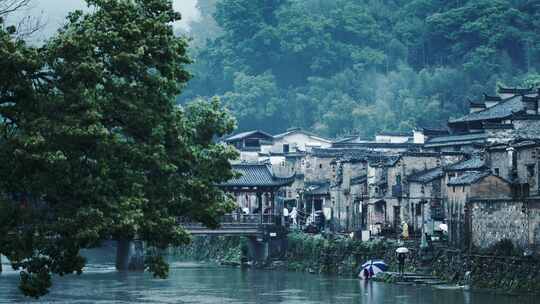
left=116, top=239, right=145, bottom=271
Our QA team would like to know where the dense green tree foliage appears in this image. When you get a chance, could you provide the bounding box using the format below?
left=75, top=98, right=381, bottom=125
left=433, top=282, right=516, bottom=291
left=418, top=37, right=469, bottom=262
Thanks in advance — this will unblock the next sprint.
left=0, top=0, right=237, bottom=297
left=182, top=0, right=540, bottom=137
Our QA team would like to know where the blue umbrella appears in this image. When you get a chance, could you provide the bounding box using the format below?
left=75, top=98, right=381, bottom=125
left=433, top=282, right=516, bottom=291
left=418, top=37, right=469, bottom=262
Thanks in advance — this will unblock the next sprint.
left=359, top=260, right=387, bottom=279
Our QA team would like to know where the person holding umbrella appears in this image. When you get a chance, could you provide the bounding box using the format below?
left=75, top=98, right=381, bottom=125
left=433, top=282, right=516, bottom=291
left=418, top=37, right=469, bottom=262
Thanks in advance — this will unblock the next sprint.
left=359, top=260, right=387, bottom=280
left=395, top=247, right=409, bottom=276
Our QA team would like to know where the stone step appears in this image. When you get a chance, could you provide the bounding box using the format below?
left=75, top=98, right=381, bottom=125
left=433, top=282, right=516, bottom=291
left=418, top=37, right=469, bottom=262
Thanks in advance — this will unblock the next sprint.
left=384, top=272, right=441, bottom=284
left=415, top=267, right=433, bottom=275
left=402, top=276, right=437, bottom=282
left=413, top=279, right=446, bottom=285
left=395, top=281, right=415, bottom=285
left=386, top=272, right=436, bottom=280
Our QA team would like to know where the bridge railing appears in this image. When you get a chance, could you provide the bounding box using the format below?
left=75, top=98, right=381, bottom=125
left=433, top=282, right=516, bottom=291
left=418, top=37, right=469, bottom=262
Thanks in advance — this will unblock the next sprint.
left=221, top=213, right=278, bottom=225
left=178, top=213, right=278, bottom=227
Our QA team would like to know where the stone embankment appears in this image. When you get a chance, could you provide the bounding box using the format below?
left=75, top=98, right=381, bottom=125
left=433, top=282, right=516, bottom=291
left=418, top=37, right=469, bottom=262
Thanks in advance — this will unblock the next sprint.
left=431, top=248, right=540, bottom=293
left=174, top=233, right=540, bottom=294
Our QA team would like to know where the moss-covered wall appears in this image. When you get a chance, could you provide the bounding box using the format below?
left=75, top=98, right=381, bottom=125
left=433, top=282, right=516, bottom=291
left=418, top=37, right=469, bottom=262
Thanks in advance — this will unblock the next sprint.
left=432, top=249, right=540, bottom=293
left=172, top=236, right=245, bottom=264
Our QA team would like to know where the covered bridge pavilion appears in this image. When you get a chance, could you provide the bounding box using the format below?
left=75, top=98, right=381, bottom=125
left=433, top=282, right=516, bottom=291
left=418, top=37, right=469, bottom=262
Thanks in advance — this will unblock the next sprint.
left=219, top=163, right=294, bottom=225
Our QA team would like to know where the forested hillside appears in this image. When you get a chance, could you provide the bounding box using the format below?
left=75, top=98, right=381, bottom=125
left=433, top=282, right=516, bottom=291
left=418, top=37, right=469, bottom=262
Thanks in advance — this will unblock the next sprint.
left=180, top=0, right=540, bottom=137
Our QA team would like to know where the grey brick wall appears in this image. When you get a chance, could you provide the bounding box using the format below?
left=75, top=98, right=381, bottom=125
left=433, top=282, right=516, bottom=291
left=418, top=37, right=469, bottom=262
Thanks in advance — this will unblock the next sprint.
left=471, top=200, right=540, bottom=252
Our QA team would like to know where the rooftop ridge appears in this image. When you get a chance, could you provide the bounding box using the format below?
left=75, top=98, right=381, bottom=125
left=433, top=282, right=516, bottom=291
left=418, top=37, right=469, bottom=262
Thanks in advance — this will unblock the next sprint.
left=483, top=93, right=501, bottom=102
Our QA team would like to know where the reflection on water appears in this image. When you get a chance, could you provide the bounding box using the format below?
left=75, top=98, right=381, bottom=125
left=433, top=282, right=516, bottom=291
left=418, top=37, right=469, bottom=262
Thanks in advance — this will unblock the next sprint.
left=0, top=251, right=537, bottom=304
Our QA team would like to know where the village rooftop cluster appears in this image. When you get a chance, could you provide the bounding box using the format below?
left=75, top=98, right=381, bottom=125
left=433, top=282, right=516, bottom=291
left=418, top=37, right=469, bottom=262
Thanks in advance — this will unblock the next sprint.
left=221, top=86, right=540, bottom=252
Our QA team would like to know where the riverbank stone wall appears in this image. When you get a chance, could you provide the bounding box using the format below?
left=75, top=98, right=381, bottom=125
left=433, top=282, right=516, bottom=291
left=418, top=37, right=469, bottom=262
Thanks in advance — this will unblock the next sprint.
left=470, top=199, right=540, bottom=252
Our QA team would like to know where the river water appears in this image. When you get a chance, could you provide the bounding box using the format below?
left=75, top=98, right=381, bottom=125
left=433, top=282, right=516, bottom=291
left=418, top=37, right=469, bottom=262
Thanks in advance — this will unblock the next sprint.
left=0, top=251, right=537, bottom=304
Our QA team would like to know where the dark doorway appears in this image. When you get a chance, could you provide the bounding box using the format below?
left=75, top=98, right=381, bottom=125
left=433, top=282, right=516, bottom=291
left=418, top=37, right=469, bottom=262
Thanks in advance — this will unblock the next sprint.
left=361, top=204, right=368, bottom=230
left=393, top=206, right=401, bottom=229
left=314, top=199, right=322, bottom=211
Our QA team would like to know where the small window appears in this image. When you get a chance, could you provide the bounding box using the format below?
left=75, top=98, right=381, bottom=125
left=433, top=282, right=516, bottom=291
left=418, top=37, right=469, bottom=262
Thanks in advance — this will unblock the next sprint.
left=319, top=164, right=323, bottom=169
left=462, top=186, right=465, bottom=192
left=452, top=186, right=456, bottom=193
left=415, top=203, right=422, bottom=215
left=245, top=138, right=260, bottom=147
left=283, top=144, right=290, bottom=153
left=494, top=168, right=500, bottom=176
left=527, top=164, right=535, bottom=177
left=396, top=175, right=401, bottom=184
left=421, top=185, right=425, bottom=194
left=453, top=145, right=461, bottom=151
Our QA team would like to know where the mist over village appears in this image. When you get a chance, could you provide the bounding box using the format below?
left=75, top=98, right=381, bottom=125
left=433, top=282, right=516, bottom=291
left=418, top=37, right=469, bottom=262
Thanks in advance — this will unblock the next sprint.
left=1, top=1, right=540, bottom=303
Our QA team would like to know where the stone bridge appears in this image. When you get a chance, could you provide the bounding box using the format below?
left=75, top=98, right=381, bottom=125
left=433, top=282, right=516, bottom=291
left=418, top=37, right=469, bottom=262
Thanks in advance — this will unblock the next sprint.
left=114, top=213, right=288, bottom=271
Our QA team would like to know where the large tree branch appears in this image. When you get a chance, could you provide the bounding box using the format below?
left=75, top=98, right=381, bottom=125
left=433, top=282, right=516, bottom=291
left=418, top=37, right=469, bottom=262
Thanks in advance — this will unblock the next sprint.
left=14, top=13, right=43, bottom=37
left=0, top=0, right=45, bottom=39
left=0, top=0, right=31, bottom=17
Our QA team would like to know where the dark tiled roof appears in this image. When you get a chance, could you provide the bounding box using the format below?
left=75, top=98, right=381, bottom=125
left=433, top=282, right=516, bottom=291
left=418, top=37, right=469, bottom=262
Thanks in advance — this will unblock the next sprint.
left=368, top=155, right=400, bottom=167
left=447, top=171, right=490, bottom=186
left=377, top=131, right=413, bottom=137
left=407, top=167, right=444, bottom=184
left=225, top=130, right=274, bottom=142
left=420, top=127, right=450, bottom=136
left=311, top=148, right=345, bottom=157
left=263, top=151, right=307, bottom=157
left=445, top=156, right=486, bottom=172
left=449, top=95, right=524, bottom=124
left=220, top=163, right=293, bottom=187
left=304, top=181, right=330, bottom=195
left=498, top=86, right=536, bottom=95
left=401, top=152, right=441, bottom=157
left=416, top=122, right=450, bottom=134
left=487, top=139, right=540, bottom=151
left=342, top=150, right=378, bottom=162
left=469, top=100, right=486, bottom=108
left=311, top=148, right=375, bottom=159
left=424, top=132, right=487, bottom=148
left=522, top=95, right=540, bottom=103
left=483, top=94, right=502, bottom=102
left=488, top=139, right=540, bottom=150
left=482, top=122, right=514, bottom=129
left=332, top=141, right=421, bottom=149
left=513, top=139, right=540, bottom=149
left=350, top=175, right=367, bottom=185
